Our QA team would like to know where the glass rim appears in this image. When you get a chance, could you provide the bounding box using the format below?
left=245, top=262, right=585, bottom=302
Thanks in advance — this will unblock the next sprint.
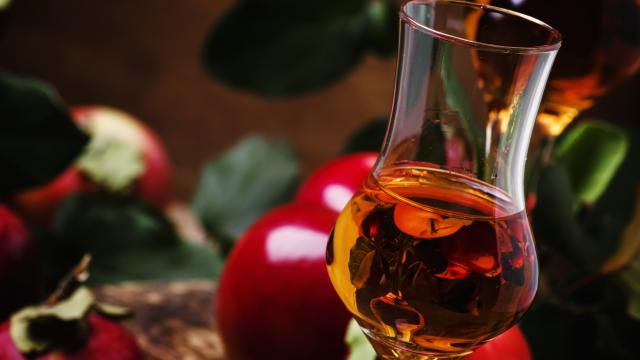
left=400, top=0, right=562, bottom=54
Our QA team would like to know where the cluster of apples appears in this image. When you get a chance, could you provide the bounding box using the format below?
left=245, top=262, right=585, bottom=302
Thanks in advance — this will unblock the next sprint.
left=215, top=152, right=533, bottom=360
left=0, top=106, right=172, bottom=359
left=0, top=105, right=533, bottom=359
left=10, top=106, right=172, bottom=224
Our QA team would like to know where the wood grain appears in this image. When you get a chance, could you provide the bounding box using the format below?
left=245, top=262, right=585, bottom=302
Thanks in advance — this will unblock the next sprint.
left=95, top=281, right=224, bottom=360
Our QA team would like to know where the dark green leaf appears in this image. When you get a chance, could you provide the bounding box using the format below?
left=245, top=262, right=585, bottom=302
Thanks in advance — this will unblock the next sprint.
left=533, top=164, right=601, bottom=269
left=192, top=135, right=300, bottom=254
left=617, top=191, right=640, bottom=320
left=40, top=194, right=221, bottom=287
left=555, top=120, right=629, bottom=207
left=520, top=300, right=640, bottom=360
left=533, top=121, right=640, bottom=324
left=440, top=44, right=483, bottom=175
left=202, top=1, right=373, bottom=96
left=601, top=190, right=640, bottom=276
left=592, top=311, right=639, bottom=360
left=626, top=286, right=640, bottom=320
left=88, top=242, right=222, bottom=285
left=416, top=120, right=446, bottom=164
left=520, top=301, right=578, bottom=360
left=53, top=194, right=178, bottom=249
left=364, top=1, right=398, bottom=57
left=0, top=73, right=89, bottom=194
left=584, top=120, right=640, bottom=276
left=342, top=117, right=387, bottom=154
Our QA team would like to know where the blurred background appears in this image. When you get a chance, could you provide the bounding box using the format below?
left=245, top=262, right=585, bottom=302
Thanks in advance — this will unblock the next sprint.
left=1, top=0, right=638, bottom=198
left=0, top=0, right=639, bottom=359
left=0, top=0, right=397, bottom=200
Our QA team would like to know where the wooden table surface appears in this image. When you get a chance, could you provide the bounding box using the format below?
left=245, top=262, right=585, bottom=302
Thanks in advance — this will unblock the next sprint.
left=95, top=281, right=225, bottom=360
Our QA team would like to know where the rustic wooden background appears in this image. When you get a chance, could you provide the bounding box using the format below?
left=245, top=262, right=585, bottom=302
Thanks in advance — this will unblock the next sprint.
left=0, top=0, right=396, bottom=200
left=1, top=0, right=638, bottom=201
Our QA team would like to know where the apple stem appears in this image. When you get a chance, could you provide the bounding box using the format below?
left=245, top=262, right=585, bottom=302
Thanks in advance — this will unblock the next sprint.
left=45, top=254, right=92, bottom=305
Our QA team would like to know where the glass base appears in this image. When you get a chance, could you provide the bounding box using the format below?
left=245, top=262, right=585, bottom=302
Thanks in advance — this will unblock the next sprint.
left=363, top=331, right=472, bottom=360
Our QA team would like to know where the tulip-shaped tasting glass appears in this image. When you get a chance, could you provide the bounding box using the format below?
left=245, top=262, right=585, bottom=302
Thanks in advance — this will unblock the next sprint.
left=326, top=1, right=560, bottom=359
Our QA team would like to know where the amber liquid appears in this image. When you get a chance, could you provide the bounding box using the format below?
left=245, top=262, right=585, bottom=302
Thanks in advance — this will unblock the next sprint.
left=489, top=0, right=640, bottom=135
left=327, top=167, right=537, bottom=358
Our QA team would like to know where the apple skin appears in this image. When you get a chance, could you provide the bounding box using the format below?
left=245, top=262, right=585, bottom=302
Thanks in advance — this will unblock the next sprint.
left=466, top=326, right=532, bottom=360
left=295, top=152, right=377, bottom=213
left=8, top=168, right=89, bottom=226
left=216, top=203, right=351, bottom=360
left=0, top=314, right=142, bottom=360
left=71, top=106, right=172, bottom=208
left=10, top=106, right=172, bottom=224
left=0, top=205, right=36, bottom=321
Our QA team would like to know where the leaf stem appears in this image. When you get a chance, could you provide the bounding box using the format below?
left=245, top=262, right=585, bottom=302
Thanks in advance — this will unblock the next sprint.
left=45, top=254, right=92, bottom=305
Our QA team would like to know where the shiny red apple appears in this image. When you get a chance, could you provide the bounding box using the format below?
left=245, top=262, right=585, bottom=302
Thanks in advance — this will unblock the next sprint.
left=11, top=106, right=172, bottom=224
left=216, top=203, right=351, bottom=360
left=0, top=205, right=36, bottom=321
left=295, top=152, right=377, bottom=213
left=466, top=326, right=532, bottom=360
left=0, top=313, right=142, bottom=360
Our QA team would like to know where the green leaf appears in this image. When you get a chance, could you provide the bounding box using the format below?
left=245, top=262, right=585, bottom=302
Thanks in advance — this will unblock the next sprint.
left=592, top=312, right=638, bottom=359
left=521, top=300, right=640, bottom=360
left=626, top=290, right=640, bottom=321
left=192, top=135, right=300, bottom=254
left=618, top=193, right=640, bottom=320
left=416, top=120, right=447, bottom=165
left=53, top=194, right=178, bottom=249
left=202, top=1, right=373, bottom=96
left=583, top=121, right=640, bottom=279
left=0, top=73, right=89, bottom=194
left=520, top=301, right=577, bottom=360
left=440, top=44, right=483, bottom=175
left=41, top=194, right=221, bottom=287
left=94, top=302, right=132, bottom=319
left=88, top=242, right=222, bottom=285
left=345, top=318, right=376, bottom=360
left=10, top=287, right=94, bottom=354
left=533, top=164, right=600, bottom=269
left=41, top=287, right=94, bottom=321
left=0, top=0, right=10, bottom=11
left=342, top=117, right=387, bottom=154
left=76, top=137, right=144, bottom=193
left=555, top=121, right=629, bottom=207
left=364, top=1, right=398, bottom=57
left=533, top=122, right=640, bottom=317
left=601, top=189, right=640, bottom=275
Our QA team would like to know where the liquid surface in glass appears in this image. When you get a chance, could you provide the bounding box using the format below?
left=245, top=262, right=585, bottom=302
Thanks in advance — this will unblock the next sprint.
left=327, top=166, right=538, bottom=357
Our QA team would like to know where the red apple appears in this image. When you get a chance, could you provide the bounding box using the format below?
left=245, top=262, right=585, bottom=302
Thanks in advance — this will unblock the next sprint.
left=295, top=152, right=377, bottom=213
left=0, top=205, right=36, bottom=321
left=71, top=106, right=172, bottom=207
left=466, top=326, right=532, bottom=360
left=11, top=106, right=172, bottom=224
left=216, top=203, right=351, bottom=360
left=0, top=313, right=142, bottom=360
